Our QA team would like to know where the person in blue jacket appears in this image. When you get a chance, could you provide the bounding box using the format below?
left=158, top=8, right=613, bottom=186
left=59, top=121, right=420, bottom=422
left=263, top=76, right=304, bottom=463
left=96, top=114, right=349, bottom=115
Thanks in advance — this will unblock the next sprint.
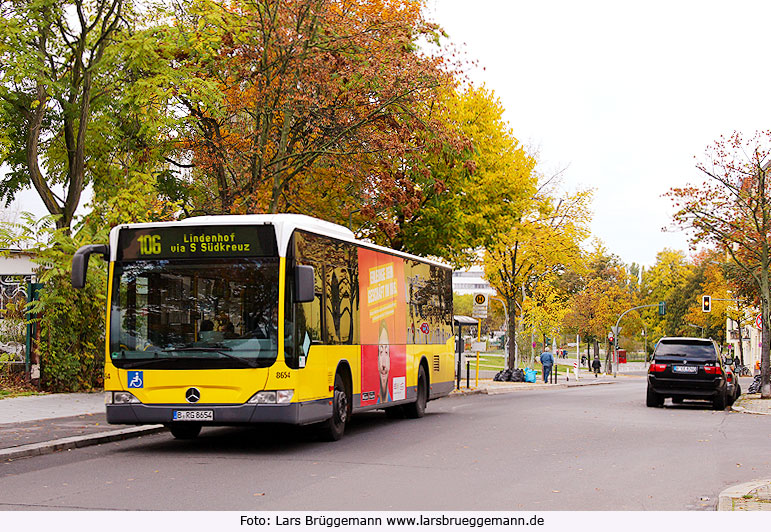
left=539, top=347, right=555, bottom=383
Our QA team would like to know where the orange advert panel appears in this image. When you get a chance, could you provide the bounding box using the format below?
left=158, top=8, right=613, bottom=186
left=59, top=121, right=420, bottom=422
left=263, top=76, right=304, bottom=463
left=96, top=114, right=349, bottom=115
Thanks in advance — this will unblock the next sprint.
left=358, top=248, right=406, bottom=406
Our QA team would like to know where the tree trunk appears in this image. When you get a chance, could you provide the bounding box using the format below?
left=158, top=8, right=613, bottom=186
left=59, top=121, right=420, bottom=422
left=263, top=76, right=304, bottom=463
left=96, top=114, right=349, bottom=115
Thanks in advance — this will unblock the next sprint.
left=761, top=268, right=770, bottom=399
left=506, top=297, right=517, bottom=370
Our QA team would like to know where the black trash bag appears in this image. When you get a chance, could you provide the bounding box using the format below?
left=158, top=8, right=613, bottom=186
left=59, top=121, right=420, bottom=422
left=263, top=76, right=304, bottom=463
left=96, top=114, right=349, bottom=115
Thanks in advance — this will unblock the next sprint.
left=748, top=374, right=762, bottom=394
left=495, top=368, right=515, bottom=382
left=511, top=368, right=525, bottom=382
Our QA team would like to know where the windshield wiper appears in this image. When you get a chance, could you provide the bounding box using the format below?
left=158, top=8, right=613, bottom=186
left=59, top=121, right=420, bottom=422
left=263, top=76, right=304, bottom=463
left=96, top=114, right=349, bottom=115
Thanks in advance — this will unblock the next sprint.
left=122, top=356, right=200, bottom=369
left=163, top=347, right=258, bottom=368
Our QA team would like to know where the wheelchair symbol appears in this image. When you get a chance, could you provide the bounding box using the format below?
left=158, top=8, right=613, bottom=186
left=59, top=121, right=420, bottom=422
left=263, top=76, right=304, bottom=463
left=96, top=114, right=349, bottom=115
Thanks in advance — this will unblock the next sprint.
left=127, top=371, right=143, bottom=389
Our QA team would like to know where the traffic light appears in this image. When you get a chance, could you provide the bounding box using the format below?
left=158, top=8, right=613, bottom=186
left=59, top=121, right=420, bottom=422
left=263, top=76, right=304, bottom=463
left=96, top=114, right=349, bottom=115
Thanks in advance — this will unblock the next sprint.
left=658, top=301, right=666, bottom=316
left=702, top=295, right=711, bottom=313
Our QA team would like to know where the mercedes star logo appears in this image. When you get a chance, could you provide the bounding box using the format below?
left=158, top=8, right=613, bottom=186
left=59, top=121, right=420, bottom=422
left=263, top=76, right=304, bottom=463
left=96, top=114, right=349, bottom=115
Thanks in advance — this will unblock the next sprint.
left=185, top=387, right=201, bottom=403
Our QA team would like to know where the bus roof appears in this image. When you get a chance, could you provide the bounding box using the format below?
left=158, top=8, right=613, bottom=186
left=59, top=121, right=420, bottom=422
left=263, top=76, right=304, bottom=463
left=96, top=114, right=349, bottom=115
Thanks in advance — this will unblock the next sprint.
left=108, top=214, right=450, bottom=268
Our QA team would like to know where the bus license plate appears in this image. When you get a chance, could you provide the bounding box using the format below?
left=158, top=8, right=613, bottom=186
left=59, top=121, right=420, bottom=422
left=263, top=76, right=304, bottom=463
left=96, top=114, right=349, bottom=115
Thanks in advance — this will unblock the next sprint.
left=173, top=410, right=213, bottom=421
left=673, top=366, right=697, bottom=374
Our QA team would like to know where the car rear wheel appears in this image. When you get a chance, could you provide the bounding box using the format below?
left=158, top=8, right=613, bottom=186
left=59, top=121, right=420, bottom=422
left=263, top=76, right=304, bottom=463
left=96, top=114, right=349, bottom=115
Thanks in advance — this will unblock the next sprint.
left=727, top=383, right=740, bottom=406
left=713, top=390, right=727, bottom=410
left=646, top=387, right=663, bottom=407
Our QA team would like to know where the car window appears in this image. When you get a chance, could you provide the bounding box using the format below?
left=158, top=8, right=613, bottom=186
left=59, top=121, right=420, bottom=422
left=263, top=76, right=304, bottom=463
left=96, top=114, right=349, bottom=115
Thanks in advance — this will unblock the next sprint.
left=655, top=339, right=717, bottom=361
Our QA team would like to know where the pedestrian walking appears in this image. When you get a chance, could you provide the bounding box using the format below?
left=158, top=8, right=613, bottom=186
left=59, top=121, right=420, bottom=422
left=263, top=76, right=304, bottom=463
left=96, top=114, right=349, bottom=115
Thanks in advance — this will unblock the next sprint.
left=581, top=354, right=587, bottom=366
left=592, top=354, right=601, bottom=377
left=539, top=346, right=555, bottom=383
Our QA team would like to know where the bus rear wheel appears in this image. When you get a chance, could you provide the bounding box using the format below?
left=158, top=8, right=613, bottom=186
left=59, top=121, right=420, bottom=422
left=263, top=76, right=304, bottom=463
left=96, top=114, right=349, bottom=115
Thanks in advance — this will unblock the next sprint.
left=319, top=373, right=350, bottom=441
left=404, top=365, right=427, bottom=419
left=167, top=423, right=202, bottom=440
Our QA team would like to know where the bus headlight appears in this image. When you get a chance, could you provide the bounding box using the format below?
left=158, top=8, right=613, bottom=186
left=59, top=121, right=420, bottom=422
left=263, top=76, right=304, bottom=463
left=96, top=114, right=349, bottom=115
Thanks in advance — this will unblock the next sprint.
left=109, top=391, right=141, bottom=404
left=248, top=390, right=294, bottom=404
left=276, top=390, right=294, bottom=404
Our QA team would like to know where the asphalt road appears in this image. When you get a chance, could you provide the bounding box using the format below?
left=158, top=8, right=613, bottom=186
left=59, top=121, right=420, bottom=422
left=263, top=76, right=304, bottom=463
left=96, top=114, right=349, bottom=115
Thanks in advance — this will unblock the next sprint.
left=1, top=377, right=769, bottom=511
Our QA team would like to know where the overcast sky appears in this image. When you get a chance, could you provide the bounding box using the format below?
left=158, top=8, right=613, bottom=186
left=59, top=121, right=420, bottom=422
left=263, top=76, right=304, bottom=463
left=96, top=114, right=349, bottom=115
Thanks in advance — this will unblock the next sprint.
left=427, top=0, right=771, bottom=267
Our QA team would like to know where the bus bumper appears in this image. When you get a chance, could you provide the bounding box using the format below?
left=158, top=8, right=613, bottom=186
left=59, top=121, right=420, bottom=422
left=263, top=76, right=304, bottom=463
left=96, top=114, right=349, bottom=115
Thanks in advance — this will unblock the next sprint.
left=106, top=399, right=331, bottom=426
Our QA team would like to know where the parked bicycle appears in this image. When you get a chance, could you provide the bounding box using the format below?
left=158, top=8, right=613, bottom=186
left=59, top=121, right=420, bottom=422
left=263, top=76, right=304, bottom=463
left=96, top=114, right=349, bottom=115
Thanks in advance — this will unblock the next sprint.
left=734, top=364, right=752, bottom=377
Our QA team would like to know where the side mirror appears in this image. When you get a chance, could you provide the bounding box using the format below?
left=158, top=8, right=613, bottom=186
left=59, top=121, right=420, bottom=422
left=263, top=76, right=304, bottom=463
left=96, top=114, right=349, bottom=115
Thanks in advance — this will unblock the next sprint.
left=294, top=265, right=315, bottom=303
left=71, top=244, right=109, bottom=289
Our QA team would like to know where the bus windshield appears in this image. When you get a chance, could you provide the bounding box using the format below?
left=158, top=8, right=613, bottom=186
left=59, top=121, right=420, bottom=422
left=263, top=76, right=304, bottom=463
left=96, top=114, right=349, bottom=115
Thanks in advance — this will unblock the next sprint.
left=109, top=258, right=279, bottom=369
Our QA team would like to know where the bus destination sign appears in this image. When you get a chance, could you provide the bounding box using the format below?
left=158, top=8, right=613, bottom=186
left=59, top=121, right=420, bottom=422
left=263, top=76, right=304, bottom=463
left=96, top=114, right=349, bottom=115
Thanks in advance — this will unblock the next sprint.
left=117, top=225, right=277, bottom=260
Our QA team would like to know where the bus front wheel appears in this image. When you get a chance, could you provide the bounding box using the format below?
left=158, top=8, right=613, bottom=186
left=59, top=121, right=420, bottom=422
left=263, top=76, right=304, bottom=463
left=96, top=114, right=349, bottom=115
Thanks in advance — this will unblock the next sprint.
left=404, top=365, right=427, bottom=419
left=319, top=373, right=350, bottom=441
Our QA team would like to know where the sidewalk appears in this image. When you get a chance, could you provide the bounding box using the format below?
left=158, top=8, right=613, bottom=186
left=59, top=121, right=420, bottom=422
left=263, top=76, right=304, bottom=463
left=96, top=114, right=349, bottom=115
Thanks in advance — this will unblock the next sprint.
left=717, top=393, right=771, bottom=511
left=0, top=393, right=164, bottom=461
left=451, top=372, right=622, bottom=396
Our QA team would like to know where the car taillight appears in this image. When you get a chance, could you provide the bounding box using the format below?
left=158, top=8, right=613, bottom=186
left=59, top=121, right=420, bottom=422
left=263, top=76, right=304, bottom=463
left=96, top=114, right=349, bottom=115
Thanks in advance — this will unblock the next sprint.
left=704, top=365, right=723, bottom=375
left=649, top=363, right=667, bottom=373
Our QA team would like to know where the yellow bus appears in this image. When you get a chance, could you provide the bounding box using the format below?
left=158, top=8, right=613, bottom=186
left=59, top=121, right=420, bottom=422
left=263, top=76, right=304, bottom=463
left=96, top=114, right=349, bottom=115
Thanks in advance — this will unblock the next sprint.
left=72, top=214, right=455, bottom=440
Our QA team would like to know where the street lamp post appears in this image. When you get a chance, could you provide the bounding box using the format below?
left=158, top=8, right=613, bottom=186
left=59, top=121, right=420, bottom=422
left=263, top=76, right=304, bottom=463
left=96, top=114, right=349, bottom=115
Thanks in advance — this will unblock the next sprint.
left=687, top=323, right=704, bottom=337
left=613, top=303, right=664, bottom=378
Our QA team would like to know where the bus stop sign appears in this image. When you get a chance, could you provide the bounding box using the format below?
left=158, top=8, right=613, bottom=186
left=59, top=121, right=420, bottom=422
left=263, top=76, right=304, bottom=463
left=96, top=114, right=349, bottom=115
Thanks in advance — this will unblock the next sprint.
left=472, top=293, right=488, bottom=318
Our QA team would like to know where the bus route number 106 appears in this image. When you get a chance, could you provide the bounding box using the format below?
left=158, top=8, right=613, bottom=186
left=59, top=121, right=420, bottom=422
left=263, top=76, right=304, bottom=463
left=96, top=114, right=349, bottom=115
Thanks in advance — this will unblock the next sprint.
left=137, top=235, right=161, bottom=255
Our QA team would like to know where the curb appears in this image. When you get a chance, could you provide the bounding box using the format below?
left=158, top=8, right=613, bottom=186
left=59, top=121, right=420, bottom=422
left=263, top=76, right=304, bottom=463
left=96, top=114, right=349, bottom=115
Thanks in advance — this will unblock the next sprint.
left=451, top=379, right=618, bottom=396
left=731, top=396, right=771, bottom=415
left=718, top=480, right=771, bottom=511
left=0, top=425, right=166, bottom=461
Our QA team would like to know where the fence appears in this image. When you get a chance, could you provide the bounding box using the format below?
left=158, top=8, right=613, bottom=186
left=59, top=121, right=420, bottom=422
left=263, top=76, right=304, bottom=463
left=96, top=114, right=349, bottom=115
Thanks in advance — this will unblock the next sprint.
left=0, top=275, right=34, bottom=369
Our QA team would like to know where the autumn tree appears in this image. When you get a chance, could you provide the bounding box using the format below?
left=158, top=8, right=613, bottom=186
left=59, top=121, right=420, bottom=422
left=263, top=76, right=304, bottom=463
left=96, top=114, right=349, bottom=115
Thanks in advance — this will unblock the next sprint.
left=565, top=245, right=633, bottom=371
left=159, top=0, right=454, bottom=219
left=361, top=86, right=536, bottom=266
left=639, top=249, right=691, bottom=340
left=485, top=184, right=592, bottom=369
left=668, top=131, right=771, bottom=398
left=522, top=276, right=569, bottom=350
left=0, top=0, right=127, bottom=231
left=679, top=250, right=730, bottom=342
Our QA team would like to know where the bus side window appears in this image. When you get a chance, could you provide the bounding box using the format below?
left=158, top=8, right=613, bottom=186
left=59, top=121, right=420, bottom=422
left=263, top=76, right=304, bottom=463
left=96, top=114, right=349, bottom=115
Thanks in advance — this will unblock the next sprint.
left=325, top=266, right=357, bottom=345
left=297, top=264, right=323, bottom=350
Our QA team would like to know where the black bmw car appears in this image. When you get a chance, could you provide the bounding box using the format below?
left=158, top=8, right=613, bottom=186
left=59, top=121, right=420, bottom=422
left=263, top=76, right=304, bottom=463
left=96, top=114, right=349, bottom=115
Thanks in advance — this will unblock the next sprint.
left=646, top=337, right=740, bottom=409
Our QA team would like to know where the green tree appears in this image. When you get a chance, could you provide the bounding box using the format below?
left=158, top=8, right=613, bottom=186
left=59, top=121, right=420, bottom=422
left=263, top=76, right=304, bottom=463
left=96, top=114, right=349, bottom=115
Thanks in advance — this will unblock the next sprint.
left=0, top=0, right=128, bottom=231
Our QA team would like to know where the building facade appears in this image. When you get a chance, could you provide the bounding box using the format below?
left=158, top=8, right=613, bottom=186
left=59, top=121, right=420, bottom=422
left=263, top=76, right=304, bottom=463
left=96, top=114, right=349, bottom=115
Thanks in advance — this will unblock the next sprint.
left=452, top=267, right=495, bottom=295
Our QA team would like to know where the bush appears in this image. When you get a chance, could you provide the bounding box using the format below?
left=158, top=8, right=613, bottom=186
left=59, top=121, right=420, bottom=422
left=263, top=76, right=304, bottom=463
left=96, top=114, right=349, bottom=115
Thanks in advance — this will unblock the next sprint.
left=1, top=214, right=107, bottom=392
